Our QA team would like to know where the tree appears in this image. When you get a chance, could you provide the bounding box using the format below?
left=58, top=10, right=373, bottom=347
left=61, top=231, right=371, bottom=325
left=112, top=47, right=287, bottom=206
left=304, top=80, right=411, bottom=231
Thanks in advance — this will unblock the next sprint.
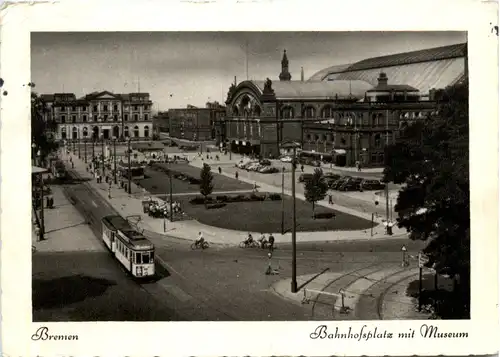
left=31, top=91, right=58, bottom=166
left=304, top=168, right=329, bottom=218
left=383, top=83, right=469, bottom=318
left=199, top=163, right=214, bottom=208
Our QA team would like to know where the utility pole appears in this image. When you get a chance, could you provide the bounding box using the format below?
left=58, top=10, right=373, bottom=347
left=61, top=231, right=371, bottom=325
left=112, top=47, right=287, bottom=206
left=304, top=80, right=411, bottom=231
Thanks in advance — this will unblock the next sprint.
left=78, top=131, right=81, bottom=159
left=169, top=171, right=174, bottom=222
left=127, top=138, right=132, bottom=194
left=101, top=135, right=105, bottom=177
left=385, top=109, right=390, bottom=231
left=281, top=166, right=285, bottom=235
left=291, top=146, right=298, bottom=293
left=113, top=138, right=117, bottom=184
left=84, top=138, right=87, bottom=163
left=39, top=172, right=45, bottom=240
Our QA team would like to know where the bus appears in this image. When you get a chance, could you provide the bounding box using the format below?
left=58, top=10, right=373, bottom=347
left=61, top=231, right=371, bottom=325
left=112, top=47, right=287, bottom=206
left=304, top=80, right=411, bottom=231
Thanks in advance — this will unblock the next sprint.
left=101, top=215, right=155, bottom=278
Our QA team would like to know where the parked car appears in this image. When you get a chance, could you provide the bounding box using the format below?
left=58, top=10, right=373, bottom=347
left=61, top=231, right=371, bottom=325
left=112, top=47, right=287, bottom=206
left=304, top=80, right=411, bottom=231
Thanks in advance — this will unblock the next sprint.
left=339, top=177, right=364, bottom=191
left=246, top=162, right=261, bottom=171
left=331, top=176, right=352, bottom=190
left=360, top=179, right=386, bottom=191
left=280, top=156, right=292, bottom=163
left=298, top=173, right=313, bottom=183
left=259, top=159, right=272, bottom=166
left=259, top=166, right=279, bottom=174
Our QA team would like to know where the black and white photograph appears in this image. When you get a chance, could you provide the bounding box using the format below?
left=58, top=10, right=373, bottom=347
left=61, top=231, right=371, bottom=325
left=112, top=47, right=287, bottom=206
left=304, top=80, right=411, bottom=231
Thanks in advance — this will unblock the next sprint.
left=29, top=31, right=470, bottom=322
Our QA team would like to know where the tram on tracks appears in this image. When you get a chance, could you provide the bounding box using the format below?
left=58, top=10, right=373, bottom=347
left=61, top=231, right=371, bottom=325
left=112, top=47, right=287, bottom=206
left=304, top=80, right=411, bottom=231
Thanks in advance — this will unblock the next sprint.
left=101, top=215, right=155, bottom=278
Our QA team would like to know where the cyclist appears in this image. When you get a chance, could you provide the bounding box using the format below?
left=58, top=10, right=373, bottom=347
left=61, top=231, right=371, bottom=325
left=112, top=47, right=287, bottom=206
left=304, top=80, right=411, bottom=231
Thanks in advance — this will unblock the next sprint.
left=244, top=233, right=254, bottom=246
left=258, top=233, right=268, bottom=249
left=268, top=233, right=275, bottom=252
left=195, top=232, right=205, bottom=247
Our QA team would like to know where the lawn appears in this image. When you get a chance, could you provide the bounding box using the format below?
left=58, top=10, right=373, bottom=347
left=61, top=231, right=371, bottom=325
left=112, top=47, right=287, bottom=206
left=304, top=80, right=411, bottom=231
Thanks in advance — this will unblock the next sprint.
left=170, top=193, right=374, bottom=233
left=136, top=164, right=254, bottom=194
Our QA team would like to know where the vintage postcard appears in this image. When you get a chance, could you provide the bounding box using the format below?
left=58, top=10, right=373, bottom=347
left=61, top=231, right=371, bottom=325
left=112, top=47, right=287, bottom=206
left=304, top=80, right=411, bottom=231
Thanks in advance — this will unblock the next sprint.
left=0, top=0, right=498, bottom=356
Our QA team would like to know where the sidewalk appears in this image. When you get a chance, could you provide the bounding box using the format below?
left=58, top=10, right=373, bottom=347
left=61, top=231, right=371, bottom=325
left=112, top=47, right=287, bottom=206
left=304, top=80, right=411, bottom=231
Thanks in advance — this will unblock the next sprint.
left=271, top=262, right=431, bottom=320
left=65, top=149, right=406, bottom=246
left=32, top=184, right=103, bottom=253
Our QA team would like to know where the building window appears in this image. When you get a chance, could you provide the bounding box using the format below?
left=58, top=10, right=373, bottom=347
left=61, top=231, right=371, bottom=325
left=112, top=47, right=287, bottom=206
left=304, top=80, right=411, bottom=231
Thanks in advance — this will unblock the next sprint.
left=134, top=114, right=139, bottom=121
left=93, top=105, right=98, bottom=112
left=81, top=106, right=87, bottom=111
left=233, top=106, right=239, bottom=116
left=341, top=137, right=346, bottom=145
left=134, top=126, right=139, bottom=137
left=124, top=126, right=129, bottom=137
left=83, top=115, right=87, bottom=122
left=374, top=134, right=381, bottom=148
left=281, top=106, right=294, bottom=119
left=83, top=127, right=88, bottom=137
left=103, top=105, right=108, bottom=111
left=72, top=106, right=76, bottom=111
left=144, top=114, right=149, bottom=121
left=72, top=127, right=78, bottom=139
left=321, top=106, right=334, bottom=118
left=134, top=105, right=138, bottom=111
left=371, top=113, right=377, bottom=127
left=113, top=104, right=118, bottom=111
left=72, top=115, right=76, bottom=123
left=304, top=106, right=316, bottom=119
left=114, top=115, right=118, bottom=122
left=144, top=126, right=149, bottom=138
left=104, top=114, right=108, bottom=121
left=61, top=115, right=66, bottom=123
left=61, top=106, right=66, bottom=111
left=124, top=114, right=129, bottom=121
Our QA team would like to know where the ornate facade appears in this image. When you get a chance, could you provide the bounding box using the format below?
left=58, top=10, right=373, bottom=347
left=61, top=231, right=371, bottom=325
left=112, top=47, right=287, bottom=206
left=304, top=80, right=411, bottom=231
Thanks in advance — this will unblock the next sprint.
left=40, top=91, right=153, bottom=141
left=221, top=50, right=438, bottom=167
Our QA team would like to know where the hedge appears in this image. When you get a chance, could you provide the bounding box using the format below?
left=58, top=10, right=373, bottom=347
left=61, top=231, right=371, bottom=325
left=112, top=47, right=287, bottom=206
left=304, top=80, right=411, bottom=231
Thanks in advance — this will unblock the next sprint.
left=189, top=193, right=280, bottom=205
left=313, top=212, right=336, bottom=219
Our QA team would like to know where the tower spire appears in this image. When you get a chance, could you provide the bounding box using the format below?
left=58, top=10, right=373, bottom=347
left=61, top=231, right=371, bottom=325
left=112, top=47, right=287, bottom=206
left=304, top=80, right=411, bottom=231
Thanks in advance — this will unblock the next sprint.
left=279, top=49, right=292, bottom=81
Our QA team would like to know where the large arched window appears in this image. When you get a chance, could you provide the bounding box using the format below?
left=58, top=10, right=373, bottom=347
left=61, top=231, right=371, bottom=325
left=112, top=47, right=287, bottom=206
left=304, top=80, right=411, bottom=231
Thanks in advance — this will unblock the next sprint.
left=232, top=106, right=239, bottom=116
left=134, top=125, right=139, bottom=138
left=253, top=105, right=261, bottom=117
left=321, top=106, right=334, bottom=118
left=303, top=106, right=316, bottom=119
left=144, top=126, right=150, bottom=138
left=61, top=127, right=67, bottom=139
left=113, top=125, right=120, bottom=139
left=239, top=96, right=251, bottom=117
left=124, top=126, right=129, bottom=137
left=82, top=127, right=88, bottom=137
left=72, top=127, right=78, bottom=139
left=281, top=106, right=294, bottom=119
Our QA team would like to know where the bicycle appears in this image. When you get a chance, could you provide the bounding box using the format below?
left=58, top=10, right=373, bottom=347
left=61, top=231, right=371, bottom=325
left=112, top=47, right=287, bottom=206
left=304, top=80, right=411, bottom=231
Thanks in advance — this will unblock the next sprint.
left=239, top=240, right=259, bottom=248
left=191, top=240, right=210, bottom=250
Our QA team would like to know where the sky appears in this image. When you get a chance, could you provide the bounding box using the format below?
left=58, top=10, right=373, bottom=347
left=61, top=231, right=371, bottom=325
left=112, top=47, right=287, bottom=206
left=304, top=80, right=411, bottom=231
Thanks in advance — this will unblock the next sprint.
left=31, top=32, right=466, bottom=110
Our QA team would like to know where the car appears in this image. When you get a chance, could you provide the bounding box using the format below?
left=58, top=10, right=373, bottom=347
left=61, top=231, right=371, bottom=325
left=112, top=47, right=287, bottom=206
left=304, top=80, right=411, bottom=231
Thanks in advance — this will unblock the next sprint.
left=339, top=177, right=364, bottom=191
left=242, top=161, right=258, bottom=169
left=331, top=176, right=351, bottom=190
left=259, top=159, right=271, bottom=166
left=259, top=166, right=279, bottom=174
left=360, top=179, right=386, bottom=191
left=298, top=173, right=313, bottom=183
left=246, top=162, right=261, bottom=171
left=280, top=156, right=292, bottom=163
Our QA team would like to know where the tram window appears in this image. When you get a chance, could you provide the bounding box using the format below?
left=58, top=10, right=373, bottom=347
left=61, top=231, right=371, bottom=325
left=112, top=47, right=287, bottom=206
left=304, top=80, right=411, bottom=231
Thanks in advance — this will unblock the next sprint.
left=142, top=253, right=150, bottom=264
left=136, top=253, right=141, bottom=264
left=150, top=251, right=154, bottom=261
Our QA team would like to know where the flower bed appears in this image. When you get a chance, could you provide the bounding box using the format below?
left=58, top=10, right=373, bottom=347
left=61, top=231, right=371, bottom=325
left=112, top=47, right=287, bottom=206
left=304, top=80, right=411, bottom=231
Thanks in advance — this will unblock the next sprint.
left=189, top=193, right=281, bottom=205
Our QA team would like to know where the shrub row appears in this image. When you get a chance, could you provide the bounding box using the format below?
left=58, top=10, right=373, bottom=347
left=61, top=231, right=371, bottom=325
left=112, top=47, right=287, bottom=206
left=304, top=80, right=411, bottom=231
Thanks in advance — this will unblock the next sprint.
left=313, top=212, right=336, bottom=219
left=189, top=193, right=282, bottom=205
left=152, top=165, right=201, bottom=184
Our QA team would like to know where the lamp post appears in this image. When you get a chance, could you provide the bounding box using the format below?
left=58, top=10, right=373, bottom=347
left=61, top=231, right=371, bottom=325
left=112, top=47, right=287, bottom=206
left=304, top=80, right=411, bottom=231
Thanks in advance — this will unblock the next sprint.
left=281, top=166, right=285, bottom=235
left=113, top=137, right=117, bottom=184
left=92, top=138, right=95, bottom=163
left=78, top=131, right=81, bottom=159
left=347, top=112, right=358, bottom=167
left=72, top=137, right=75, bottom=153
left=169, top=170, right=174, bottom=222
left=385, top=109, right=390, bottom=233
left=127, top=137, right=132, bottom=194
left=31, top=142, right=36, bottom=166
left=84, top=138, right=87, bottom=163
left=281, top=140, right=301, bottom=293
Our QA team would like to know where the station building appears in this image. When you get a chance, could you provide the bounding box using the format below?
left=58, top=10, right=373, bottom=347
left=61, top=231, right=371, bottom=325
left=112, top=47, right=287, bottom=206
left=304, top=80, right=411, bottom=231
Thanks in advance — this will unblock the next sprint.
left=221, top=43, right=466, bottom=167
left=40, top=91, right=154, bottom=141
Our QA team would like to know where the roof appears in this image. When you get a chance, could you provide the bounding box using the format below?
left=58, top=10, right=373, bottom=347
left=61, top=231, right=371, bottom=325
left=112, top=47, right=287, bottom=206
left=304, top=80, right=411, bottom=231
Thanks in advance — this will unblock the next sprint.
left=345, top=43, right=466, bottom=72
left=367, top=83, right=419, bottom=92
left=102, top=215, right=133, bottom=231
left=40, top=94, right=55, bottom=102
left=249, top=80, right=373, bottom=100
left=335, top=57, right=464, bottom=94
left=308, top=63, right=353, bottom=81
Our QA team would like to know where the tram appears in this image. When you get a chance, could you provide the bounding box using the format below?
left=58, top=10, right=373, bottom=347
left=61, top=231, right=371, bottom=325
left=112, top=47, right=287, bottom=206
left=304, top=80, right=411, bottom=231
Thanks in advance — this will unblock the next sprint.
left=101, top=215, right=155, bottom=278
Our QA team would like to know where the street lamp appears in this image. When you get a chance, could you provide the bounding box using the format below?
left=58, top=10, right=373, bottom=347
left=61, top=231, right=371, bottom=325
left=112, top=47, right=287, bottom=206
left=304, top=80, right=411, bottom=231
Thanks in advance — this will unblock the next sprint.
left=281, top=166, right=285, bottom=235
left=77, top=130, right=81, bottom=159
left=101, top=134, right=106, bottom=178
left=31, top=142, right=36, bottom=166
left=92, top=137, right=95, bottom=163
left=113, top=136, right=117, bottom=184
left=280, top=140, right=301, bottom=293
left=127, top=137, right=132, bottom=194
left=84, top=138, right=87, bottom=163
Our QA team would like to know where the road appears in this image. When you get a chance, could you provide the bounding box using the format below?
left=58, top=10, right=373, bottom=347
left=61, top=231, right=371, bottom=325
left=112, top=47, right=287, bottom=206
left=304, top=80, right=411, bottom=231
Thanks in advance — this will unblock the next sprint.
left=40, top=169, right=424, bottom=321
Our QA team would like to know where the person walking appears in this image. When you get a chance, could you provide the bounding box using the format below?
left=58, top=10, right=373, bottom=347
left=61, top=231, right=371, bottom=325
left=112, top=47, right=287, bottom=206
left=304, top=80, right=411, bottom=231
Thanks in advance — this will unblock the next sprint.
left=235, top=171, right=239, bottom=180
left=328, top=193, right=334, bottom=205
left=268, top=233, right=275, bottom=252
left=253, top=182, right=258, bottom=193
left=300, top=164, right=304, bottom=173
left=218, top=167, right=222, bottom=174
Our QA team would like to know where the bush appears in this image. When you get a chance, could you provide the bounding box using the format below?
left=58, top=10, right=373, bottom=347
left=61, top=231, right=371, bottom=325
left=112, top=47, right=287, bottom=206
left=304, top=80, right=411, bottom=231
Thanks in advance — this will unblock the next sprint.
left=216, top=195, right=228, bottom=202
left=268, top=193, right=282, bottom=201
left=250, top=193, right=266, bottom=201
left=207, top=202, right=227, bottom=209
left=313, top=212, right=336, bottom=219
left=189, top=196, right=215, bottom=205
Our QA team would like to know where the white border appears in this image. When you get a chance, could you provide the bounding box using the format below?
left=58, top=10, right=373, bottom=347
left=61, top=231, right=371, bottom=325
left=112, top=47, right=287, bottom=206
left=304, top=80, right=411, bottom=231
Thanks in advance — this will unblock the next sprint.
left=1, top=0, right=498, bottom=356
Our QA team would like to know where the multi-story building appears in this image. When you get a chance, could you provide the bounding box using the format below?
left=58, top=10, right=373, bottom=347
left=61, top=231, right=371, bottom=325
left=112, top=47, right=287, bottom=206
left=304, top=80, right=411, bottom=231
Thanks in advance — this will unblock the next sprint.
left=221, top=44, right=466, bottom=167
left=169, top=102, right=226, bottom=142
left=40, top=91, right=154, bottom=141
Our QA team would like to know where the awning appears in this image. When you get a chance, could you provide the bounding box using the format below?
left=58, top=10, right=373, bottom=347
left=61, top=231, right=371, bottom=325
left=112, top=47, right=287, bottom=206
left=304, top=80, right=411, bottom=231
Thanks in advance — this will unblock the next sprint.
left=32, top=166, right=48, bottom=174
left=333, top=149, right=347, bottom=155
